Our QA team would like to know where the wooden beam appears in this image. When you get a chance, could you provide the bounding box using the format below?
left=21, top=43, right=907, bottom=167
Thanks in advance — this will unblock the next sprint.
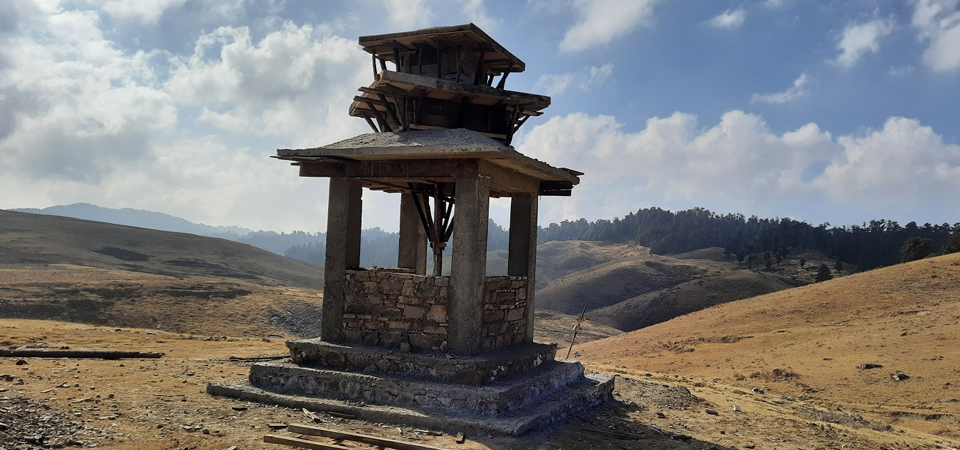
left=300, top=159, right=479, bottom=180
left=363, top=100, right=392, bottom=132
left=380, top=70, right=548, bottom=107
left=0, top=349, right=163, bottom=359
left=496, top=70, right=510, bottom=90
left=473, top=49, right=485, bottom=85
left=286, top=424, right=452, bottom=450
left=363, top=116, right=379, bottom=133
left=263, top=434, right=344, bottom=450
left=478, top=160, right=539, bottom=194
left=540, top=180, right=575, bottom=191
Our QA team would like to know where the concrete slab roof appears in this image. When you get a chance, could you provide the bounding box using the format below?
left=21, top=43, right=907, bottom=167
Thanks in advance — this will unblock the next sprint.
left=275, top=129, right=582, bottom=191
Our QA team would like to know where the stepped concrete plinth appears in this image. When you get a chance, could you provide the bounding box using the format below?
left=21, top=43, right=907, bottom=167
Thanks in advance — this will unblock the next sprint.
left=287, top=339, right=557, bottom=384
left=208, top=341, right=614, bottom=436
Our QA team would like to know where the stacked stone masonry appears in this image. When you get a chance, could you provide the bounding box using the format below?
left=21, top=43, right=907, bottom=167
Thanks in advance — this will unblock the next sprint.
left=342, top=269, right=527, bottom=352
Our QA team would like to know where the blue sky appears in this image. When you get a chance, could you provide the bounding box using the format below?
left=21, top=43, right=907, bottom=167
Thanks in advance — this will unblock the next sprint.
left=1, top=0, right=959, bottom=232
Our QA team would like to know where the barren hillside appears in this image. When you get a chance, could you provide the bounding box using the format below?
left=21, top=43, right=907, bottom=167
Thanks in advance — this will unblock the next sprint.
left=0, top=210, right=322, bottom=288
left=577, top=252, right=960, bottom=443
left=534, top=241, right=847, bottom=331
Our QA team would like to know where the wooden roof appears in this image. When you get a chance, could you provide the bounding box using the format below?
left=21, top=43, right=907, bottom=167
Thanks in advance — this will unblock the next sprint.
left=348, top=70, right=550, bottom=139
left=358, top=23, right=524, bottom=76
left=352, top=70, right=548, bottom=114
left=275, top=129, right=581, bottom=197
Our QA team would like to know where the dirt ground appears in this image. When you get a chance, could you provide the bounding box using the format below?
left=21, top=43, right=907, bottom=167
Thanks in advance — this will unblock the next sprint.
left=2, top=319, right=956, bottom=450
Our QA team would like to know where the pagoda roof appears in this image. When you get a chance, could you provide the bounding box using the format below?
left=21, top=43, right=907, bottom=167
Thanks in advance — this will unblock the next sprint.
left=349, top=70, right=550, bottom=140
left=358, top=23, right=524, bottom=76
left=275, top=129, right=581, bottom=197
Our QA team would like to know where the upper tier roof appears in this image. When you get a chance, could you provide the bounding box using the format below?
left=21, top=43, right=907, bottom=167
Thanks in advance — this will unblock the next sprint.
left=358, top=23, right=524, bottom=76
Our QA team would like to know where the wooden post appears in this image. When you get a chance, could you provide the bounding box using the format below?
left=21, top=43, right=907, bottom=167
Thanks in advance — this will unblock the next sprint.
left=398, top=192, right=427, bottom=274
left=508, top=193, right=538, bottom=343
left=448, top=173, right=490, bottom=354
left=322, top=178, right=362, bottom=342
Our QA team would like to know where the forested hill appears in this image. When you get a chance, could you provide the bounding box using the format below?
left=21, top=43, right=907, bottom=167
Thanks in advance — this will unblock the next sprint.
left=538, top=207, right=960, bottom=271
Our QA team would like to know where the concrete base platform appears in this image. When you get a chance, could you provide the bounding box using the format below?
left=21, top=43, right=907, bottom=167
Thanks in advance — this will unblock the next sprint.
left=248, top=359, right=585, bottom=415
left=208, top=371, right=614, bottom=436
left=286, top=339, right=557, bottom=384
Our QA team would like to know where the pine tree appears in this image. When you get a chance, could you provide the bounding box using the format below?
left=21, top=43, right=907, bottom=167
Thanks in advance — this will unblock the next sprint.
left=815, top=264, right=833, bottom=282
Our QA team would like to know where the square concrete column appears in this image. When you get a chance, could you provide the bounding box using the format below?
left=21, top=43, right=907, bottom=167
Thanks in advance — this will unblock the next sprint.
left=508, top=193, right=538, bottom=343
left=398, top=192, right=427, bottom=274
left=322, top=178, right=362, bottom=342
left=447, top=174, right=490, bottom=354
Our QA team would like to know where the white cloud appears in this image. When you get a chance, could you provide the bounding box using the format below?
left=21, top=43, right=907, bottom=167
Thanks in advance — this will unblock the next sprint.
left=0, top=5, right=176, bottom=183
left=0, top=4, right=373, bottom=231
left=165, top=21, right=369, bottom=144
left=582, top=63, right=615, bottom=89
left=560, top=0, right=661, bottom=53
left=534, top=63, right=615, bottom=96
left=708, top=8, right=746, bottom=29
left=517, top=111, right=960, bottom=225
left=751, top=73, right=808, bottom=104
left=457, top=0, right=498, bottom=32
left=833, top=17, right=895, bottom=68
left=761, top=0, right=787, bottom=9
left=89, top=0, right=188, bottom=24
left=911, top=0, right=960, bottom=71
left=815, top=117, right=960, bottom=205
left=380, top=0, right=435, bottom=30
left=534, top=73, right=575, bottom=96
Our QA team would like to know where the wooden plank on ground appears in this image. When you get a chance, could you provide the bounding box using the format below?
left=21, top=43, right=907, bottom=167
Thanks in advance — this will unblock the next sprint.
left=287, top=424, right=451, bottom=450
left=0, top=349, right=163, bottom=359
left=263, top=434, right=344, bottom=450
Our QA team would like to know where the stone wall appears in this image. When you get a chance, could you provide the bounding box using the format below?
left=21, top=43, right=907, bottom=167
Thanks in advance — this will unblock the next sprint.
left=341, top=270, right=527, bottom=353
left=480, top=276, right=528, bottom=352
left=342, top=269, right=449, bottom=351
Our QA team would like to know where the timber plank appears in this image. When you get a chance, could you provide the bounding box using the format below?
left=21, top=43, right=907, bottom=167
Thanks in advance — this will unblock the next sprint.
left=263, top=434, right=343, bottom=450
left=287, top=424, right=452, bottom=450
left=0, top=349, right=163, bottom=359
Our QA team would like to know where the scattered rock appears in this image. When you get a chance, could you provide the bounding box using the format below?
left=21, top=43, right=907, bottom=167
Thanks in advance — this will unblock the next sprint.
left=858, top=363, right=883, bottom=370
left=705, top=409, right=719, bottom=416
left=891, top=371, right=910, bottom=381
left=0, top=396, right=104, bottom=448
left=656, top=412, right=667, bottom=419
left=15, top=359, right=28, bottom=366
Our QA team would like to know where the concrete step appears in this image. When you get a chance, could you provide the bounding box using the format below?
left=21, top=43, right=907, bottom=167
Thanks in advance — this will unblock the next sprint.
left=285, top=339, right=557, bottom=384
left=248, top=359, right=584, bottom=415
left=207, top=371, right=614, bottom=436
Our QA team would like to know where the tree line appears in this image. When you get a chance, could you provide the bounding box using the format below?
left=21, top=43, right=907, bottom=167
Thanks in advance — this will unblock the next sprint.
left=538, top=207, right=960, bottom=271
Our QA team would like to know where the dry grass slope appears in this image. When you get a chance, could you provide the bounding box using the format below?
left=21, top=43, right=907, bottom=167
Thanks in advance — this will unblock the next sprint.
left=578, top=252, right=960, bottom=443
left=533, top=241, right=843, bottom=332
left=0, top=210, right=322, bottom=288
left=0, top=210, right=325, bottom=337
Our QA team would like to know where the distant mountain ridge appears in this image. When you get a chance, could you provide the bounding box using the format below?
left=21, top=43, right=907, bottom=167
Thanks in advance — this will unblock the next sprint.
left=12, top=203, right=253, bottom=239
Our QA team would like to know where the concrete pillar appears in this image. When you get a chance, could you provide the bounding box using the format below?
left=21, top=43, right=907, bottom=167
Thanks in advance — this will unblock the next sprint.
left=447, top=174, right=490, bottom=354
left=322, top=178, right=362, bottom=342
left=508, top=193, right=539, bottom=343
left=398, top=192, right=427, bottom=274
